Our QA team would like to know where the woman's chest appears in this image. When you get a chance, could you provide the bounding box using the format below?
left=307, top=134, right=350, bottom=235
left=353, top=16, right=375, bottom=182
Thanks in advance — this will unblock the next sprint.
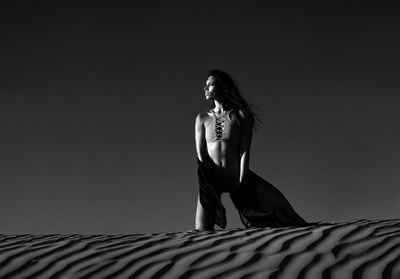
left=204, top=114, right=240, bottom=142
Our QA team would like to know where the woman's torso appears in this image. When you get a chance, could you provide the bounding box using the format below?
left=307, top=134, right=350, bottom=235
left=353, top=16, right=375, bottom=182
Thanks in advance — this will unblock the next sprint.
left=203, top=109, right=242, bottom=193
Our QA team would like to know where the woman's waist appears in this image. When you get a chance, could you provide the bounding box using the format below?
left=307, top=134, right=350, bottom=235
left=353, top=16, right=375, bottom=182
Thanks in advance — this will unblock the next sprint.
left=208, top=156, right=241, bottom=171
left=207, top=145, right=240, bottom=165
left=201, top=156, right=241, bottom=193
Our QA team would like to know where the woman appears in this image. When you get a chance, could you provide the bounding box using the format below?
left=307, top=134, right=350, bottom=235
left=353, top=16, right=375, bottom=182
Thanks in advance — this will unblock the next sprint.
left=195, top=69, right=308, bottom=230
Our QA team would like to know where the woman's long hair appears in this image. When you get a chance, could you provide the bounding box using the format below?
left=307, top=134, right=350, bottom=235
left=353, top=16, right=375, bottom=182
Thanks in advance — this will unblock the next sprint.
left=207, top=69, right=262, bottom=132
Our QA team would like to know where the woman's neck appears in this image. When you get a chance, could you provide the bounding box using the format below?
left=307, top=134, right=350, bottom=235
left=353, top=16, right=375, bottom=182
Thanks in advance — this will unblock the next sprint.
left=213, top=100, right=230, bottom=112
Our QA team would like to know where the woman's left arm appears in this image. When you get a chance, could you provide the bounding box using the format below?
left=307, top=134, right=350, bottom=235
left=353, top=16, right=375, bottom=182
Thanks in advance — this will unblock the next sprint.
left=239, top=110, right=253, bottom=183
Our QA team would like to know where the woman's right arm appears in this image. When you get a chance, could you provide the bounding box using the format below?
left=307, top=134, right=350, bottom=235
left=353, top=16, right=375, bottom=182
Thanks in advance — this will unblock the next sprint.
left=195, top=112, right=207, bottom=162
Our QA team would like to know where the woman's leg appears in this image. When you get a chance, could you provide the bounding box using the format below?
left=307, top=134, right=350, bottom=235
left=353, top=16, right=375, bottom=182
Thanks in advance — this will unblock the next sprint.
left=195, top=193, right=215, bottom=230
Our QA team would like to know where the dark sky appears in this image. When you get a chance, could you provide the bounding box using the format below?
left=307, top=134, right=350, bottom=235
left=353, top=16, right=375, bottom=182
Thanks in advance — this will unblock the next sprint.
left=1, top=1, right=400, bottom=234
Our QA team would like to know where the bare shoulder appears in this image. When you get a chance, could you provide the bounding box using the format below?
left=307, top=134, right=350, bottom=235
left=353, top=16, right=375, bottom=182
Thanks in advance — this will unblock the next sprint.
left=225, top=109, right=245, bottom=122
left=236, top=109, right=253, bottom=132
left=234, top=109, right=249, bottom=123
left=195, top=111, right=211, bottom=124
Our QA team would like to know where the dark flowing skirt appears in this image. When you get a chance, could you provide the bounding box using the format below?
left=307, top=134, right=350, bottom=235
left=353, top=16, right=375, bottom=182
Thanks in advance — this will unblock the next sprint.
left=197, top=157, right=312, bottom=229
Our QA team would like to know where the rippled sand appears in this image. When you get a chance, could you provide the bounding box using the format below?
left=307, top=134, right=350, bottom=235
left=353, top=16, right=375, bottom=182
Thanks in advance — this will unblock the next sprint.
left=1, top=219, right=400, bottom=278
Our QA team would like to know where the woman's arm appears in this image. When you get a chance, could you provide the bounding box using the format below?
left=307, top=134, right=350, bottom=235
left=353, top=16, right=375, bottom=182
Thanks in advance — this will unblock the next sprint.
left=195, top=112, right=207, bottom=162
left=239, top=110, right=253, bottom=183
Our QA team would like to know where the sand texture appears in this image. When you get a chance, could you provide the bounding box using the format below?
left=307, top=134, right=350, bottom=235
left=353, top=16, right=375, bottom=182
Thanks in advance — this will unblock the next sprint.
left=1, top=219, right=400, bottom=279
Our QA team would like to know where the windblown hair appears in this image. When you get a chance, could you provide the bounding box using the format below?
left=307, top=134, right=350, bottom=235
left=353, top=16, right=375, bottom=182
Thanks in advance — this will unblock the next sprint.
left=207, top=69, right=262, bottom=132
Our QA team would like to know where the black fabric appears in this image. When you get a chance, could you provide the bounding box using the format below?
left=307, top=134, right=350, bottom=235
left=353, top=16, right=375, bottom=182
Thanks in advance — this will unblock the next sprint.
left=197, top=157, right=312, bottom=229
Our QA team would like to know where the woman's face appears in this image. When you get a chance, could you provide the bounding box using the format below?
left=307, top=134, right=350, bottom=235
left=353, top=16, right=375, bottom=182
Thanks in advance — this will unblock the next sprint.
left=204, top=75, right=219, bottom=100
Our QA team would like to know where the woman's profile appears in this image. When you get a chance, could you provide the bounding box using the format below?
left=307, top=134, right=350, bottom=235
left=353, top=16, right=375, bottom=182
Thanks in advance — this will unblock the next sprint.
left=195, top=69, right=309, bottom=230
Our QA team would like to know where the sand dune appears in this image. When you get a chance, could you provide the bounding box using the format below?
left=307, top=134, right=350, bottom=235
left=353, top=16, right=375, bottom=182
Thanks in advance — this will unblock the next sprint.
left=1, top=219, right=400, bottom=278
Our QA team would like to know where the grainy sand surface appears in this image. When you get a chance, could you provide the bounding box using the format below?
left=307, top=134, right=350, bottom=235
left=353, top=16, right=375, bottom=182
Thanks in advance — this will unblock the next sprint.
left=1, top=219, right=400, bottom=279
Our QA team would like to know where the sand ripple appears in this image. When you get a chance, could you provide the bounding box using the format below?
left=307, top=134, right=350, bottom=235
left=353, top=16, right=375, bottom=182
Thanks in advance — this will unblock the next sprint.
left=1, top=219, right=400, bottom=278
